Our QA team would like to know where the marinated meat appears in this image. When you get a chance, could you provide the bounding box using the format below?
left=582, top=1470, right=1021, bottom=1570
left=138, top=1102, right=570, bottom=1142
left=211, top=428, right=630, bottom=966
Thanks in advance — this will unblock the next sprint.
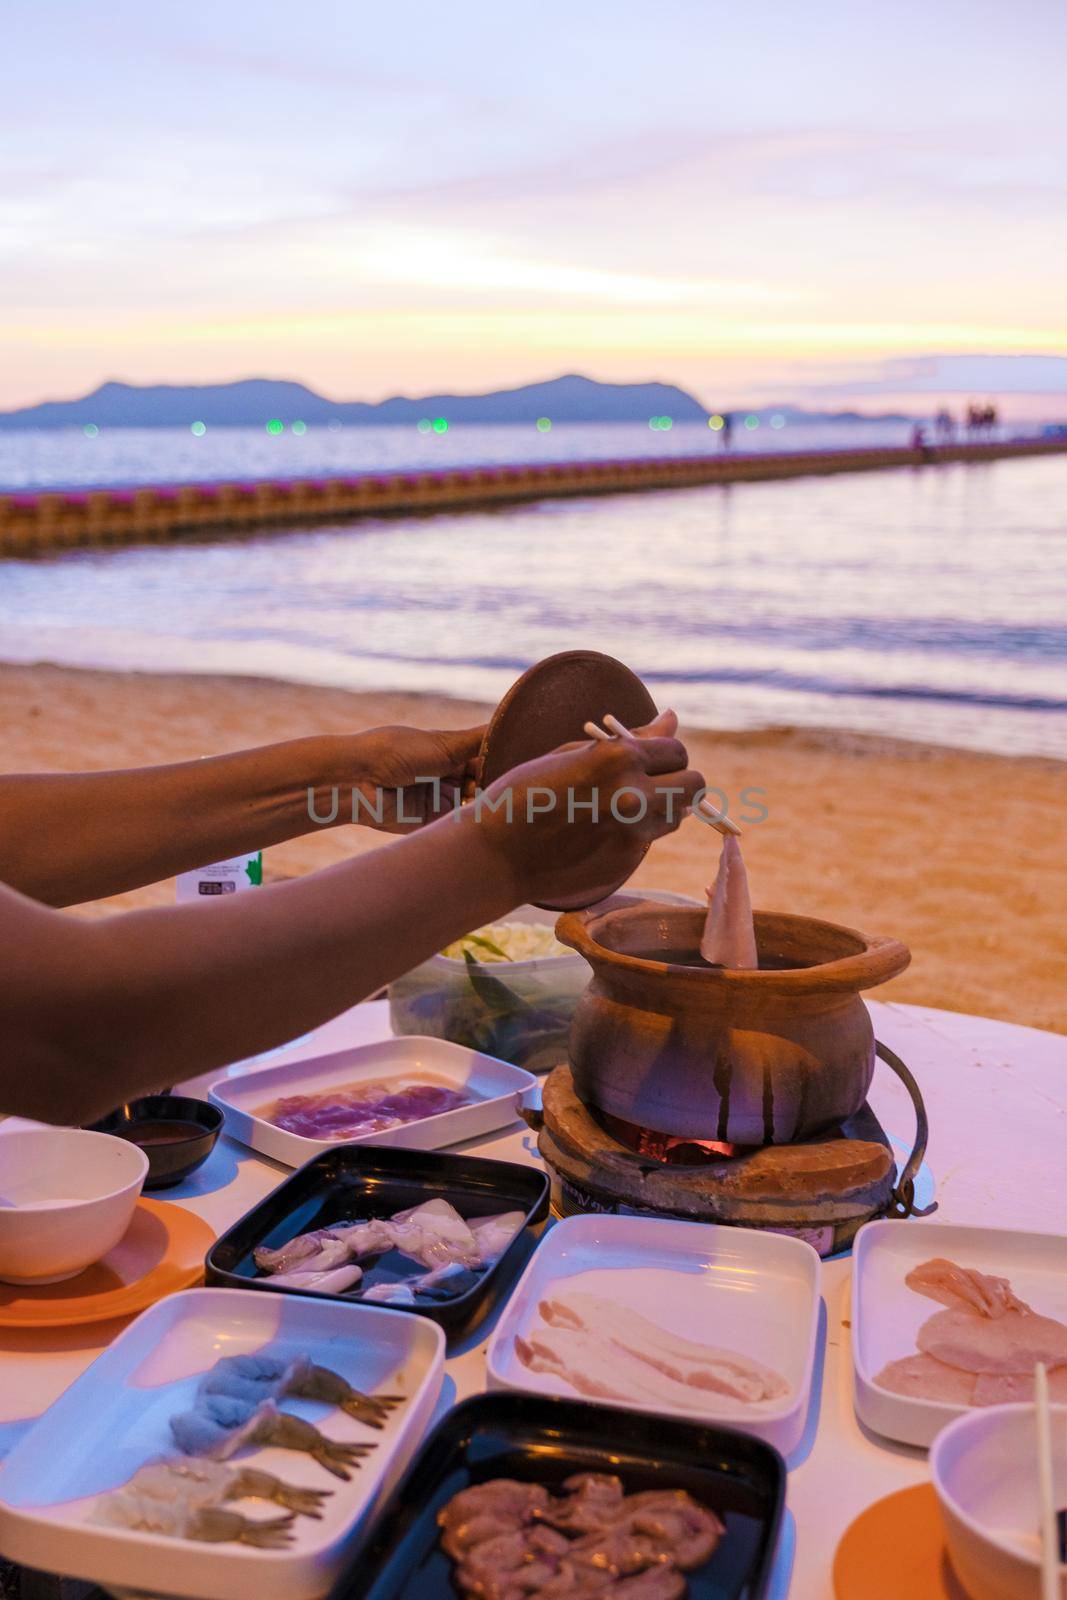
left=437, top=1473, right=724, bottom=1600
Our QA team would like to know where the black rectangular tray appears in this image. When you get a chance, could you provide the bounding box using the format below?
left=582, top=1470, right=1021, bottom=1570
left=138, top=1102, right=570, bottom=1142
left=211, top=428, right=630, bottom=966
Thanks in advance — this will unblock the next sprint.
left=332, top=1391, right=786, bottom=1600
left=204, top=1144, right=550, bottom=1338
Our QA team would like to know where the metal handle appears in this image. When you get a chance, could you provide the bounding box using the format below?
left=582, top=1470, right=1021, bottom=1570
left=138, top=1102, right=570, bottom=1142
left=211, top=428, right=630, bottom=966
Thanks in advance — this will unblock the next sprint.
left=874, top=1038, right=936, bottom=1218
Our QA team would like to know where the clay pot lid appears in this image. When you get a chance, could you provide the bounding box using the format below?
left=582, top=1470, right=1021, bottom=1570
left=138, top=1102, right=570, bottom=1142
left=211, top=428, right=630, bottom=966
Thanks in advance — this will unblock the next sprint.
left=478, top=651, right=659, bottom=912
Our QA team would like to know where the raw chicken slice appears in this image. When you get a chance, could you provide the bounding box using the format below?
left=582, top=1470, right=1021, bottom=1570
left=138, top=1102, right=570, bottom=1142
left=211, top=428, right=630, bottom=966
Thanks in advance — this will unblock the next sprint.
left=540, top=1292, right=789, bottom=1403
left=905, top=1258, right=1030, bottom=1318
left=917, top=1306, right=1067, bottom=1375
left=972, top=1366, right=1067, bottom=1406
left=700, top=833, right=758, bottom=969
left=873, top=1352, right=977, bottom=1404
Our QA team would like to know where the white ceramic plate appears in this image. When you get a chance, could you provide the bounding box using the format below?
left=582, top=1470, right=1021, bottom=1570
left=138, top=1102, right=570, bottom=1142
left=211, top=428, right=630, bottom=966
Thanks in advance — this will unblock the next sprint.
left=0, top=1287, right=444, bottom=1600
left=209, top=1036, right=536, bottom=1168
left=486, top=1213, right=821, bottom=1456
left=853, top=1218, right=1067, bottom=1448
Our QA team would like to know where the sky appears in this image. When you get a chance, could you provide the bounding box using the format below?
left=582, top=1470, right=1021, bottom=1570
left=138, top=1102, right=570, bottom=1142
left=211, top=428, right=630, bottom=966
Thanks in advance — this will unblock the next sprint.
left=3, top=0, right=1067, bottom=416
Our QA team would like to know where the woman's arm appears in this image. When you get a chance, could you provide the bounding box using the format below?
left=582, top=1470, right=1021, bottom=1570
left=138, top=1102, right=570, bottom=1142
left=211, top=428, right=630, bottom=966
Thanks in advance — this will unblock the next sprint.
left=0, top=731, right=702, bottom=1126
left=0, top=725, right=484, bottom=907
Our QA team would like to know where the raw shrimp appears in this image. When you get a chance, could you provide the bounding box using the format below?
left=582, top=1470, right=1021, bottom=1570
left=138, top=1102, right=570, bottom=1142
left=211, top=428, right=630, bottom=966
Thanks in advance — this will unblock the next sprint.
left=198, top=1351, right=403, bottom=1429
left=128, top=1458, right=331, bottom=1518
left=93, top=1490, right=295, bottom=1549
left=170, top=1395, right=377, bottom=1480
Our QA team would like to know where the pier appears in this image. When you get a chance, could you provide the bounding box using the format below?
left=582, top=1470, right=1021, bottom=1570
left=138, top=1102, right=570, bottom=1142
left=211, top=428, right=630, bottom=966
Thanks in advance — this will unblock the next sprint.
left=1, top=436, right=1064, bottom=555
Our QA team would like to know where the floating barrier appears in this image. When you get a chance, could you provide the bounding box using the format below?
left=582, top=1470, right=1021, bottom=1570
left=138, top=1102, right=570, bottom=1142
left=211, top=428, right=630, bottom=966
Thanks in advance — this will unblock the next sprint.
left=1, top=438, right=1064, bottom=556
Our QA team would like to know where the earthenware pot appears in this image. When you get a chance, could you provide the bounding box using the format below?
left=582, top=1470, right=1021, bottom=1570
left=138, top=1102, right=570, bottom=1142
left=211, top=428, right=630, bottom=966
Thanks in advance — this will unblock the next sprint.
left=555, top=903, right=910, bottom=1145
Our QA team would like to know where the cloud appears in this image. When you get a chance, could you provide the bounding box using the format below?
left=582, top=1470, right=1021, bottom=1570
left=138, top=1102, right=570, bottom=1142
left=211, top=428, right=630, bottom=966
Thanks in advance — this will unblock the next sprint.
left=781, top=353, right=1067, bottom=396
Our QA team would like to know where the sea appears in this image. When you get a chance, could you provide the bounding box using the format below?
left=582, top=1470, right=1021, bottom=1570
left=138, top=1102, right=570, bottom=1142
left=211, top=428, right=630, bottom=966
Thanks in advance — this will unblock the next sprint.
left=1, top=420, right=1065, bottom=759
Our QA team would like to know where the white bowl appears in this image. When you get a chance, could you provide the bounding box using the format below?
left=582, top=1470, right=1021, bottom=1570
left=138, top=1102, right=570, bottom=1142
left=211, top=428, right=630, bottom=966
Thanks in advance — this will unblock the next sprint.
left=932, top=1402, right=1067, bottom=1600
left=0, top=1129, right=148, bottom=1284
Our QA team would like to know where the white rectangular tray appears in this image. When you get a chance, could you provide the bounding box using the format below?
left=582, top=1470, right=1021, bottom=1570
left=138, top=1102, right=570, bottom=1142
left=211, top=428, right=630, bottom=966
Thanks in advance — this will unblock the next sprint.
left=209, top=1036, right=536, bottom=1168
left=853, top=1218, right=1067, bottom=1448
left=0, top=1287, right=444, bottom=1600
left=486, top=1213, right=821, bottom=1456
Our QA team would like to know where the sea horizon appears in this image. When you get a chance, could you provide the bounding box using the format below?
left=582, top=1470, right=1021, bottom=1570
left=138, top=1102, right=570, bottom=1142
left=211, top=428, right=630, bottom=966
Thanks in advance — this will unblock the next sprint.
left=2, top=429, right=1064, bottom=762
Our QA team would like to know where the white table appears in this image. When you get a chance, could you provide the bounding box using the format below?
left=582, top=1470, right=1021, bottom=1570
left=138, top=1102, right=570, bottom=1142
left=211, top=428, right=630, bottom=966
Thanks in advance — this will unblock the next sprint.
left=2, top=999, right=1065, bottom=1598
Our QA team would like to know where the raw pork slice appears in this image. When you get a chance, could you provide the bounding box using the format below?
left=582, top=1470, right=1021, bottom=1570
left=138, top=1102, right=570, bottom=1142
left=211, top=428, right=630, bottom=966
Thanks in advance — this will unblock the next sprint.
left=540, top=1292, right=788, bottom=1402
left=905, top=1258, right=1029, bottom=1318
left=972, top=1366, right=1067, bottom=1406
left=873, top=1352, right=977, bottom=1404
left=917, top=1306, right=1067, bottom=1375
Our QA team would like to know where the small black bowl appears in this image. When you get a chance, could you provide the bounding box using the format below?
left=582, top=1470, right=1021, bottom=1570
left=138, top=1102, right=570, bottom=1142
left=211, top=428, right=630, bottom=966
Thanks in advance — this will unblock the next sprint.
left=89, top=1095, right=223, bottom=1189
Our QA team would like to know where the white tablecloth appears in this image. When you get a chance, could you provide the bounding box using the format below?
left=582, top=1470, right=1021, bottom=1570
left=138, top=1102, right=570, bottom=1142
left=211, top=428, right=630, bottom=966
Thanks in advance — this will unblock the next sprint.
left=2, top=998, right=1065, bottom=1597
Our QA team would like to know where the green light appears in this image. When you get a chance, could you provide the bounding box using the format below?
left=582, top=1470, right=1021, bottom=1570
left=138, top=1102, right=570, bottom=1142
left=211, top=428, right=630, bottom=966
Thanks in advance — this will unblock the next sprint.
left=416, top=418, right=432, bottom=434
left=266, top=418, right=284, bottom=435
left=770, top=413, right=786, bottom=429
left=648, top=417, right=660, bottom=430
left=744, top=414, right=759, bottom=429
left=432, top=417, right=448, bottom=434
left=292, top=420, right=307, bottom=436
left=660, top=416, right=673, bottom=430
left=708, top=415, right=724, bottom=431
left=83, top=423, right=99, bottom=438
left=191, top=420, right=206, bottom=437
left=536, top=417, right=552, bottom=432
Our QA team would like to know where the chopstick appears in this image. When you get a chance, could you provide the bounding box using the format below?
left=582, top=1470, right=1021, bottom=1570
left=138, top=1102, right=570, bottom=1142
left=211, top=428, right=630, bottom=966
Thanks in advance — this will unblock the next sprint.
left=583, top=715, right=741, bottom=836
left=1035, top=1363, right=1059, bottom=1600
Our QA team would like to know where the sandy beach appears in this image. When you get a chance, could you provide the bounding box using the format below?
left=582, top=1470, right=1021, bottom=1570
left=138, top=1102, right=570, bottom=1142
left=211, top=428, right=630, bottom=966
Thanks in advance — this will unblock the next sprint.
left=3, top=660, right=1065, bottom=1036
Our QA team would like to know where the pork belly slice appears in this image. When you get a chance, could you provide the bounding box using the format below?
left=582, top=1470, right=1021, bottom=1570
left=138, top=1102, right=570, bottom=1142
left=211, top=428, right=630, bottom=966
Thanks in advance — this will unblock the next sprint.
left=539, top=1292, right=789, bottom=1403
left=905, top=1258, right=1030, bottom=1318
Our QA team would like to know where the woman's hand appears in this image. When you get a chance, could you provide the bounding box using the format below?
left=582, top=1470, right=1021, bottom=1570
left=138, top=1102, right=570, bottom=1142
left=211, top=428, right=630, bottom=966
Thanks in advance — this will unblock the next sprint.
left=468, top=711, right=703, bottom=906
left=340, top=724, right=486, bottom=832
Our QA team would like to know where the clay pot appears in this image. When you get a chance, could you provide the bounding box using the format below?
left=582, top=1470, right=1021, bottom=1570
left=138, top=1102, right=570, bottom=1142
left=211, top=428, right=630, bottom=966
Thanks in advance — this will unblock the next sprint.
left=555, top=904, right=910, bottom=1146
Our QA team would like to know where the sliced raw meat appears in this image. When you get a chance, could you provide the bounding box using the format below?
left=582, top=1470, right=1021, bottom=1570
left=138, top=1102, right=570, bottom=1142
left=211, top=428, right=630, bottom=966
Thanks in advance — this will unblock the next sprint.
left=540, top=1292, right=789, bottom=1403
left=873, top=1352, right=977, bottom=1404
left=917, top=1306, right=1067, bottom=1374
left=905, top=1258, right=1030, bottom=1318
left=973, top=1366, right=1067, bottom=1406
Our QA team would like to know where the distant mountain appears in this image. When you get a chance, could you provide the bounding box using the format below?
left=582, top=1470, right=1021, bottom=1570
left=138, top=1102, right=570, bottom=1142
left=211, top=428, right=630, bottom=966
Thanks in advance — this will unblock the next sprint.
left=0, top=374, right=710, bottom=430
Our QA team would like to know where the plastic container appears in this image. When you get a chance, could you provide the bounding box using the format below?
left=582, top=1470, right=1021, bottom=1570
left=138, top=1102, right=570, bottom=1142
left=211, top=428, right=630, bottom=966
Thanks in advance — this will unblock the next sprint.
left=175, top=850, right=262, bottom=901
left=387, top=891, right=698, bottom=1073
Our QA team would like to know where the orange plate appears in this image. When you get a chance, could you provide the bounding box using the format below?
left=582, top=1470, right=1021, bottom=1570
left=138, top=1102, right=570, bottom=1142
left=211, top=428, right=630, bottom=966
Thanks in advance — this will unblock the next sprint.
left=833, top=1484, right=972, bottom=1600
left=0, top=1198, right=213, bottom=1328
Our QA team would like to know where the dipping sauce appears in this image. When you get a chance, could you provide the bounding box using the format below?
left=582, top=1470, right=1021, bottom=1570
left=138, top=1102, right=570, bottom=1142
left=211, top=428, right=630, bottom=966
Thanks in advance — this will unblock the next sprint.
left=124, top=1119, right=206, bottom=1147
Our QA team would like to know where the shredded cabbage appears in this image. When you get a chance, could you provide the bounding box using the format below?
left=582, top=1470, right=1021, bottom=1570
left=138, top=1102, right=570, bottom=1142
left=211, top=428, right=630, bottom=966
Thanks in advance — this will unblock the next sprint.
left=441, top=921, right=569, bottom=963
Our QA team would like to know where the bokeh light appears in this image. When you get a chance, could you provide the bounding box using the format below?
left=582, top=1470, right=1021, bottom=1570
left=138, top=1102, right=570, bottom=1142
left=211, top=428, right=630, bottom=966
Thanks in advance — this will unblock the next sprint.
left=648, top=415, right=673, bottom=430
left=292, top=420, right=307, bottom=436
left=190, top=420, right=206, bottom=437
left=536, top=417, right=552, bottom=432
left=266, top=418, right=284, bottom=436
left=744, top=414, right=760, bottom=429
left=708, top=415, right=724, bottom=430
left=328, top=419, right=342, bottom=433
left=83, top=423, right=99, bottom=438
left=432, top=417, right=449, bottom=434
left=770, top=413, right=786, bottom=429
left=416, top=418, right=432, bottom=433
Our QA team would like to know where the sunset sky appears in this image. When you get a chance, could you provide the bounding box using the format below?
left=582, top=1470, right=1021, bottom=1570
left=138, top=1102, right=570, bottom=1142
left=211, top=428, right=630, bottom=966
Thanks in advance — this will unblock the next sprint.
left=4, top=0, right=1066, bottom=415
